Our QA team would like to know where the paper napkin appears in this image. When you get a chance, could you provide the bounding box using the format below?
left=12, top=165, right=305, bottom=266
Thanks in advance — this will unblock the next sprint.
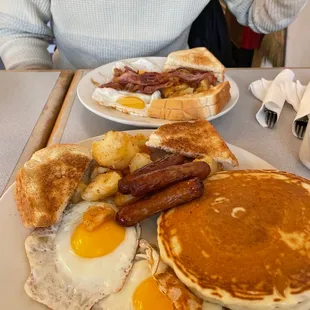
left=282, top=80, right=305, bottom=112
left=249, top=78, right=272, bottom=101
left=253, top=69, right=295, bottom=128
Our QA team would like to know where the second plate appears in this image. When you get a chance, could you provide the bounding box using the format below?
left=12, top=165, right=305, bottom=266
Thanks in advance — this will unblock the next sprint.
left=77, top=57, right=239, bottom=128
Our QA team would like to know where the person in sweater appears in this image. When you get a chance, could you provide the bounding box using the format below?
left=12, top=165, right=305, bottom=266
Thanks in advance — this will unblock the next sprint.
left=0, top=0, right=307, bottom=70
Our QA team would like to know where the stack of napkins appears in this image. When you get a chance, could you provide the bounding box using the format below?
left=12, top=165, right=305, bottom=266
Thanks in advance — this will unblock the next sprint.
left=250, top=69, right=310, bottom=169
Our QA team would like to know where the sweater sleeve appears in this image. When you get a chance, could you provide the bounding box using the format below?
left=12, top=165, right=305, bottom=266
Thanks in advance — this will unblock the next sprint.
left=0, top=0, right=53, bottom=69
left=224, top=0, right=308, bottom=34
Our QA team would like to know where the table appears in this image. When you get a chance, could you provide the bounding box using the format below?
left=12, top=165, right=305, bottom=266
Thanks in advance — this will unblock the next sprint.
left=213, top=68, right=310, bottom=180
left=48, top=71, right=134, bottom=145
left=0, top=70, right=73, bottom=196
left=48, top=68, right=310, bottom=180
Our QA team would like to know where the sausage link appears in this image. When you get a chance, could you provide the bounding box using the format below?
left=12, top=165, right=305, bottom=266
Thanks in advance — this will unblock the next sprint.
left=116, top=178, right=204, bottom=227
left=129, top=161, right=210, bottom=197
left=118, top=153, right=185, bottom=194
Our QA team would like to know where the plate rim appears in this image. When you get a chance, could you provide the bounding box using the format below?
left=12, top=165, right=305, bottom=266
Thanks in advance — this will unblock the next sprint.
left=77, top=57, right=240, bottom=128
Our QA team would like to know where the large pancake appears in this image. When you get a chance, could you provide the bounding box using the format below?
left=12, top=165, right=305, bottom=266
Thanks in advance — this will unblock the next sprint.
left=158, top=170, right=310, bottom=310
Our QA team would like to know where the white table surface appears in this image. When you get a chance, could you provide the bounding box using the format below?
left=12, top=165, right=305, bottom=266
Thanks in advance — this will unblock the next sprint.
left=51, top=68, right=310, bottom=179
left=0, top=71, right=64, bottom=195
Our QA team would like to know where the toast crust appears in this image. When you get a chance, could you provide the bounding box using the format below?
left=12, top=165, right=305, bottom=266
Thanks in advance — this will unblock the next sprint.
left=148, top=81, right=231, bottom=121
left=15, top=144, right=92, bottom=228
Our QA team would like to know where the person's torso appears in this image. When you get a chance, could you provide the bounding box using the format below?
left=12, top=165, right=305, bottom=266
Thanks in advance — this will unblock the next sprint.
left=50, top=0, right=209, bottom=69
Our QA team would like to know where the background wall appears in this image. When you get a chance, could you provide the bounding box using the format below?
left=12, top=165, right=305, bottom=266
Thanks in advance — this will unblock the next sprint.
left=286, top=1, right=310, bottom=67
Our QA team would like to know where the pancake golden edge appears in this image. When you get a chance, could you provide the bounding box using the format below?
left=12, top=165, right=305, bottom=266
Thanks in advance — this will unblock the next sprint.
left=157, top=170, right=310, bottom=310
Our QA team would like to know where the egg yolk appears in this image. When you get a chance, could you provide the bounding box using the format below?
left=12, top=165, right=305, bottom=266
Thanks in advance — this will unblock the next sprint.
left=117, top=96, right=145, bottom=109
left=132, top=276, right=174, bottom=310
left=70, top=219, right=125, bottom=258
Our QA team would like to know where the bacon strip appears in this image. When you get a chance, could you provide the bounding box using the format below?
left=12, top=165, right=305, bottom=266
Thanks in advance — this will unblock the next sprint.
left=170, top=68, right=216, bottom=84
left=100, top=67, right=217, bottom=95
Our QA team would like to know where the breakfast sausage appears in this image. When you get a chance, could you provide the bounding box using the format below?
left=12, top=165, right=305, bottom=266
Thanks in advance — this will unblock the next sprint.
left=116, top=178, right=204, bottom=227
left=129, top=161, right=210, bottom=197
left=118, top=153, right=185, bottom=194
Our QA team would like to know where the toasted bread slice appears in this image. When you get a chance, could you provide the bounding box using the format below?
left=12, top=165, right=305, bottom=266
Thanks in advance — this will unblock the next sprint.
left=164, top=48, right=225, bottom=82
left=15, top=144, right=92, bottom=228
left=148, top=81, right=230, bottom=121
left=146, top=120, right=238, bottom=167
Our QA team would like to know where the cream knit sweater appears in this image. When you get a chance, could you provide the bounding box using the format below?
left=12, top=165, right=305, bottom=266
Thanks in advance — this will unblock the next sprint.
left=0, top=0, right=307, bottom=70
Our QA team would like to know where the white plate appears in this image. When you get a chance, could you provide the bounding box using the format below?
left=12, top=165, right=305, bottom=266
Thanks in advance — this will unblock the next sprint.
left=0, top=130, right=274, bottom=309
left=77, top=57, right=240, bottom=128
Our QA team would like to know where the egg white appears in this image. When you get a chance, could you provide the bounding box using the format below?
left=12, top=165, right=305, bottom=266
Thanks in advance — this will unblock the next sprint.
left=93, top=260, right=151, bottom=310
left=92, top=88, right=161, bottom=117
left=114, top=59, right=161, bottom=73
left=93, top=246, right=223, bottom=310
left=55, top=201, right=139, bottom=290
left=24, top=201, right=141, bottom=310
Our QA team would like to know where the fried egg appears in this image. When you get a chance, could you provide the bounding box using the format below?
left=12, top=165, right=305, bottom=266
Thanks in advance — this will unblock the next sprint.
left=94, top=259, right=174, bottom=310
left=24, top=201, right=141, bottom=310
left=94, top=240, right=222, bottom=310
left=92, top=88, right=161, bottom=117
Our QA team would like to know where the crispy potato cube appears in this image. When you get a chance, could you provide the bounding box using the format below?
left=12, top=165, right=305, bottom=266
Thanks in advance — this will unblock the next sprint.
left=163, top=83, right=194, bottom=98
left=82, top=171, right=122, bottom=201
left=82, top=205, right=115, bottom=231
left=171, top=87, right=194, bottom=97
left=194, top=155, right=220, bottom=176
left=195, top=79, right=211, bottom=92
left=174, top=83, right=190, bottom=91
left=131, top=134, right=151, bottom=154
left=162, top=86, right=176, bottom=98
left=90, top=166, right=111, bottom=181
left=92, top=131, right=138, bottom=170
left=129, top=153, right=152, bottom=173
left=131, top=134, right=148, bottom=148
left=114, top=192, right=138, bottom=207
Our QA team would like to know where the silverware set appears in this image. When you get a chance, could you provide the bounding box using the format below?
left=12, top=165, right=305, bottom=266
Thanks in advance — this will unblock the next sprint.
left=264, top=107, right=277, bottom=129
left=264, top=107, right=309, bottom=139
left=295, top=116, right=309, bottom=140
